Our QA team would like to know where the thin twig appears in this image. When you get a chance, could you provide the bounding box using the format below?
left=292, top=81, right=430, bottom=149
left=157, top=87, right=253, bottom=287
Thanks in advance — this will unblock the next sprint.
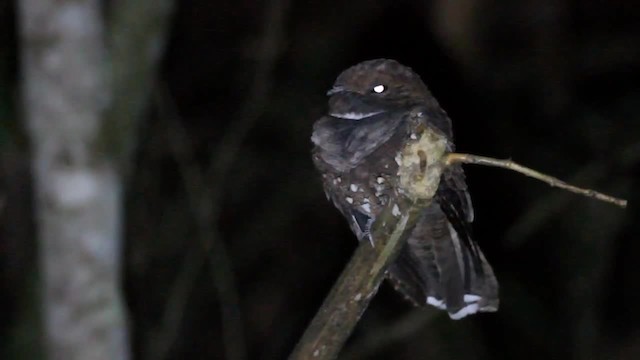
left=288, top=201, right=423, bottom=360
left=149, top=0, right=291, bottom=355
left=144, top=91, right=210, bottom=360
left=145, top=249, right=205, bottom=360
left=180, top=1, right=290, bottom=356
left=155, top=86, right=247, bottom=360
left=445, top=153, right=628, bottom=208
left=506, top=141, right=640, bottom=245
left=204, top=0, right=290, bottom=206
left=156, top=2, right=289, bottom=356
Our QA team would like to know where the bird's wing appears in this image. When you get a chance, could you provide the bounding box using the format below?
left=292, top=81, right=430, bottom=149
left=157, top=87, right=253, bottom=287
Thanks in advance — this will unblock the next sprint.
left=311, top=114, right=404, bottom=172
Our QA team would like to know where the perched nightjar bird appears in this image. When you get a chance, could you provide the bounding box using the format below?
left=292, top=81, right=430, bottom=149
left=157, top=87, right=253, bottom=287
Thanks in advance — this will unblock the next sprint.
left=311, top=59, right=498, bottom=319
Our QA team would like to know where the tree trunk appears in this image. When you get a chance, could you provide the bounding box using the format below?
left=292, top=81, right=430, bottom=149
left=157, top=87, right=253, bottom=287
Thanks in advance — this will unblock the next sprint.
left=18, top=1, right=129, bottom=359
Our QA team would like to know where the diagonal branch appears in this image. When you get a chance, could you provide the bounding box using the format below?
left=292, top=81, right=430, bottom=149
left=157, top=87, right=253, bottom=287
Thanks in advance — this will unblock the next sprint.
left=445, top=153, right=628, bottom=208
left=288, top=200, right=423, bottom=360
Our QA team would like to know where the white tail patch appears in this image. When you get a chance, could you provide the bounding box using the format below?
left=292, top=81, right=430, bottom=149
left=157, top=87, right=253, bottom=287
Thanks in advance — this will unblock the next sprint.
left=449, top=303, right=480, bottom=320
left=426, top=293, right=484, bottom=320
left=426, top=296, right=446, bottom=310
left=464, top=294, right=481, bottom=303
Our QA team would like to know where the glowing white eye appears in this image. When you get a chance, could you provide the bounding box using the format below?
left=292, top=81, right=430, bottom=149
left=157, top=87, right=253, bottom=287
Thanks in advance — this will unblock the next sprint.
left=373, top=85, right=385, bottom=93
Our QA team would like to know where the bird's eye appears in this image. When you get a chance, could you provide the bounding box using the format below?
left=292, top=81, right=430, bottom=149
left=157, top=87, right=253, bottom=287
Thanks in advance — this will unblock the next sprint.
left=372, top=85, right=386, bottom=94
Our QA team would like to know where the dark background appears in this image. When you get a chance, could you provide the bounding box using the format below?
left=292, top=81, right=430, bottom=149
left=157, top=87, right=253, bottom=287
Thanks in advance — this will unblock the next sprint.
left=1, top=0, right=639, bottom=359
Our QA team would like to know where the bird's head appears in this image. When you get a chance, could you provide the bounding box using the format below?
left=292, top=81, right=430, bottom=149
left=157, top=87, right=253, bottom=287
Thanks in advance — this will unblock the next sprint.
left=326, top=59, right=433, bottom=120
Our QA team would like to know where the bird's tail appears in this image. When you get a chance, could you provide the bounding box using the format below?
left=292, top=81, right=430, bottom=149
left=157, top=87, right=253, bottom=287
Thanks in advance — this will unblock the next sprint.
left=387, top=203, right=498, bottom=319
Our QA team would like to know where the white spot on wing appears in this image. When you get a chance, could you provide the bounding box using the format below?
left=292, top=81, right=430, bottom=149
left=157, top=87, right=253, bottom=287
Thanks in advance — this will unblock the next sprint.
left=427, top=294, right=484, bottom=319
left=376, top=177, right=384, bottom=184
left=392, top=204, right=401, bottom=217
left=361, top=203, right=371, bottom=213
left=373, top=84, right=385, bottom=93
left=345, top=197, right=353, bottom=204
left=350, top=184, right=358, bottom=192
left=410, top=133, right=418, bottom=140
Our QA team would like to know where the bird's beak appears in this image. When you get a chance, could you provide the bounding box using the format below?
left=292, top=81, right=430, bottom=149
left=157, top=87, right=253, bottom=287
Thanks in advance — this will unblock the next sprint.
left=326, top=86, right=345, bottom=96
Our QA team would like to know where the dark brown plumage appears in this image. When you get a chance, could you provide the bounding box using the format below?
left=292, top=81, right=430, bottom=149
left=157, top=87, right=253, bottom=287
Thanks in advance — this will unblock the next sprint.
left=311, top=59, right=498, bottom=319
